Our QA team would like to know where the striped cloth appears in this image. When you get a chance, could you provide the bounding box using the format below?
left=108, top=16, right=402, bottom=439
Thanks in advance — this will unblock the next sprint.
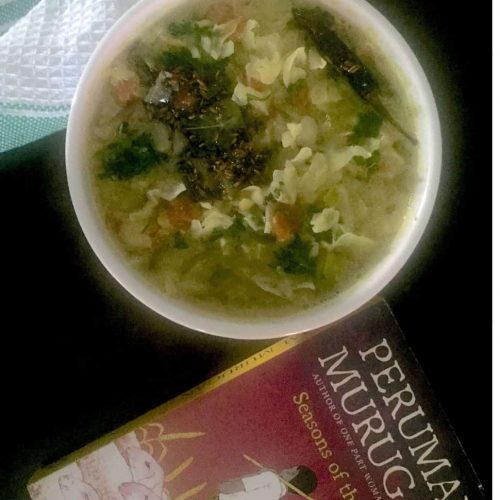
left=0, top=0, right=133, bottom=152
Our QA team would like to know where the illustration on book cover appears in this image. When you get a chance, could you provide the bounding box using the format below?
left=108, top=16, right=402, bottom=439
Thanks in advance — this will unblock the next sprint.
left=28, top=301, right=483, bottom=500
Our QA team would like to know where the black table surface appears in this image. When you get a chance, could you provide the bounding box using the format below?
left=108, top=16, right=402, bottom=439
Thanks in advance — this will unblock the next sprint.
left=0, top=0, right=491, bottom=497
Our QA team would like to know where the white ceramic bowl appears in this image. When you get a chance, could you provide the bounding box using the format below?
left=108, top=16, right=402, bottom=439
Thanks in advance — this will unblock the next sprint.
left=66, top=0, right=441, bottom=339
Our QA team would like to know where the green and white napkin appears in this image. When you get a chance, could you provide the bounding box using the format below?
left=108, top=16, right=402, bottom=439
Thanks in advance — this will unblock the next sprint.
left=0, top=0, right=134, bottom=153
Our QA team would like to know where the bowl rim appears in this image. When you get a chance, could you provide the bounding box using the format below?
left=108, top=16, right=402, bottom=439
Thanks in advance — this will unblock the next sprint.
left=66, top=0, right=442, bottom=339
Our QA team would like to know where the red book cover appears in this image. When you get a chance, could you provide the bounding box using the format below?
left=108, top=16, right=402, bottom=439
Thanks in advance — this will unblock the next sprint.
left=28, top=300, right=483, bottom=500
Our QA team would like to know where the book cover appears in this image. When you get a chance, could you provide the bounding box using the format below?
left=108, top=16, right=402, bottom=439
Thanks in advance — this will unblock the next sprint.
left=27, top=300, right=483, bottom=500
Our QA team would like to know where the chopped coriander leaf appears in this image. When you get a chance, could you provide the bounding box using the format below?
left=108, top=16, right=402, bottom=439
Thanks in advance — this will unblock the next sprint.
left=173, top=232, right=189, bottom=248
left=168, top=21, right=213, bottom=39
left=226, top=216, right=246, bottom=238
left=275, top=235, right=316, bottom=275
left=207, top=217, right=248, bottom=243
left=99, top=124, right=166, bottom=180
left=348, top=111, right=383, bottom=145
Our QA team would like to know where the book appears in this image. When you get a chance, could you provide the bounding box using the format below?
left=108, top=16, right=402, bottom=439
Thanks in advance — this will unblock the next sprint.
left=27, top=299, right=483, bottom=500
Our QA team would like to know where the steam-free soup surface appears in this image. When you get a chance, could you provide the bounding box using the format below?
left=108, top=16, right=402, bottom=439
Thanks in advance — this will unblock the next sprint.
left=90, top=0, right=418, bottom=316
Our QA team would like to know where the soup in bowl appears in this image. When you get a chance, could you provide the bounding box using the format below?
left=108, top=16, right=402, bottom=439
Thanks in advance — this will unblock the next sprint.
left=66, top=0, right=441, bottom=338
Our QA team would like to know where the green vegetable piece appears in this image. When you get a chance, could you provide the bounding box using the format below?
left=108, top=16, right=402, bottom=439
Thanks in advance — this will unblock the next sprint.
left=287, top=79, right=307, bottom=94
left=353, top=150, right=381, bottom=176
left=275, top=236, right=316, bottom=275
left=348, top=111, right=383, bottom=145
left=173, top=232, right=189, bottom=249
left=183, top=100, right=244, bottom=147
left=99, top=124, right=166, bottom=180
left=321, top=251, right=347, bottom=283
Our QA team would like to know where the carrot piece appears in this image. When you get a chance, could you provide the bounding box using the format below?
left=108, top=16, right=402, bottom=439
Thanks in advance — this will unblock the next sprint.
left=165, top=195, right=201, bottom=231
left=114, top=78, right=140, bottom=105
left=272, top=208, right=300, bottom=243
